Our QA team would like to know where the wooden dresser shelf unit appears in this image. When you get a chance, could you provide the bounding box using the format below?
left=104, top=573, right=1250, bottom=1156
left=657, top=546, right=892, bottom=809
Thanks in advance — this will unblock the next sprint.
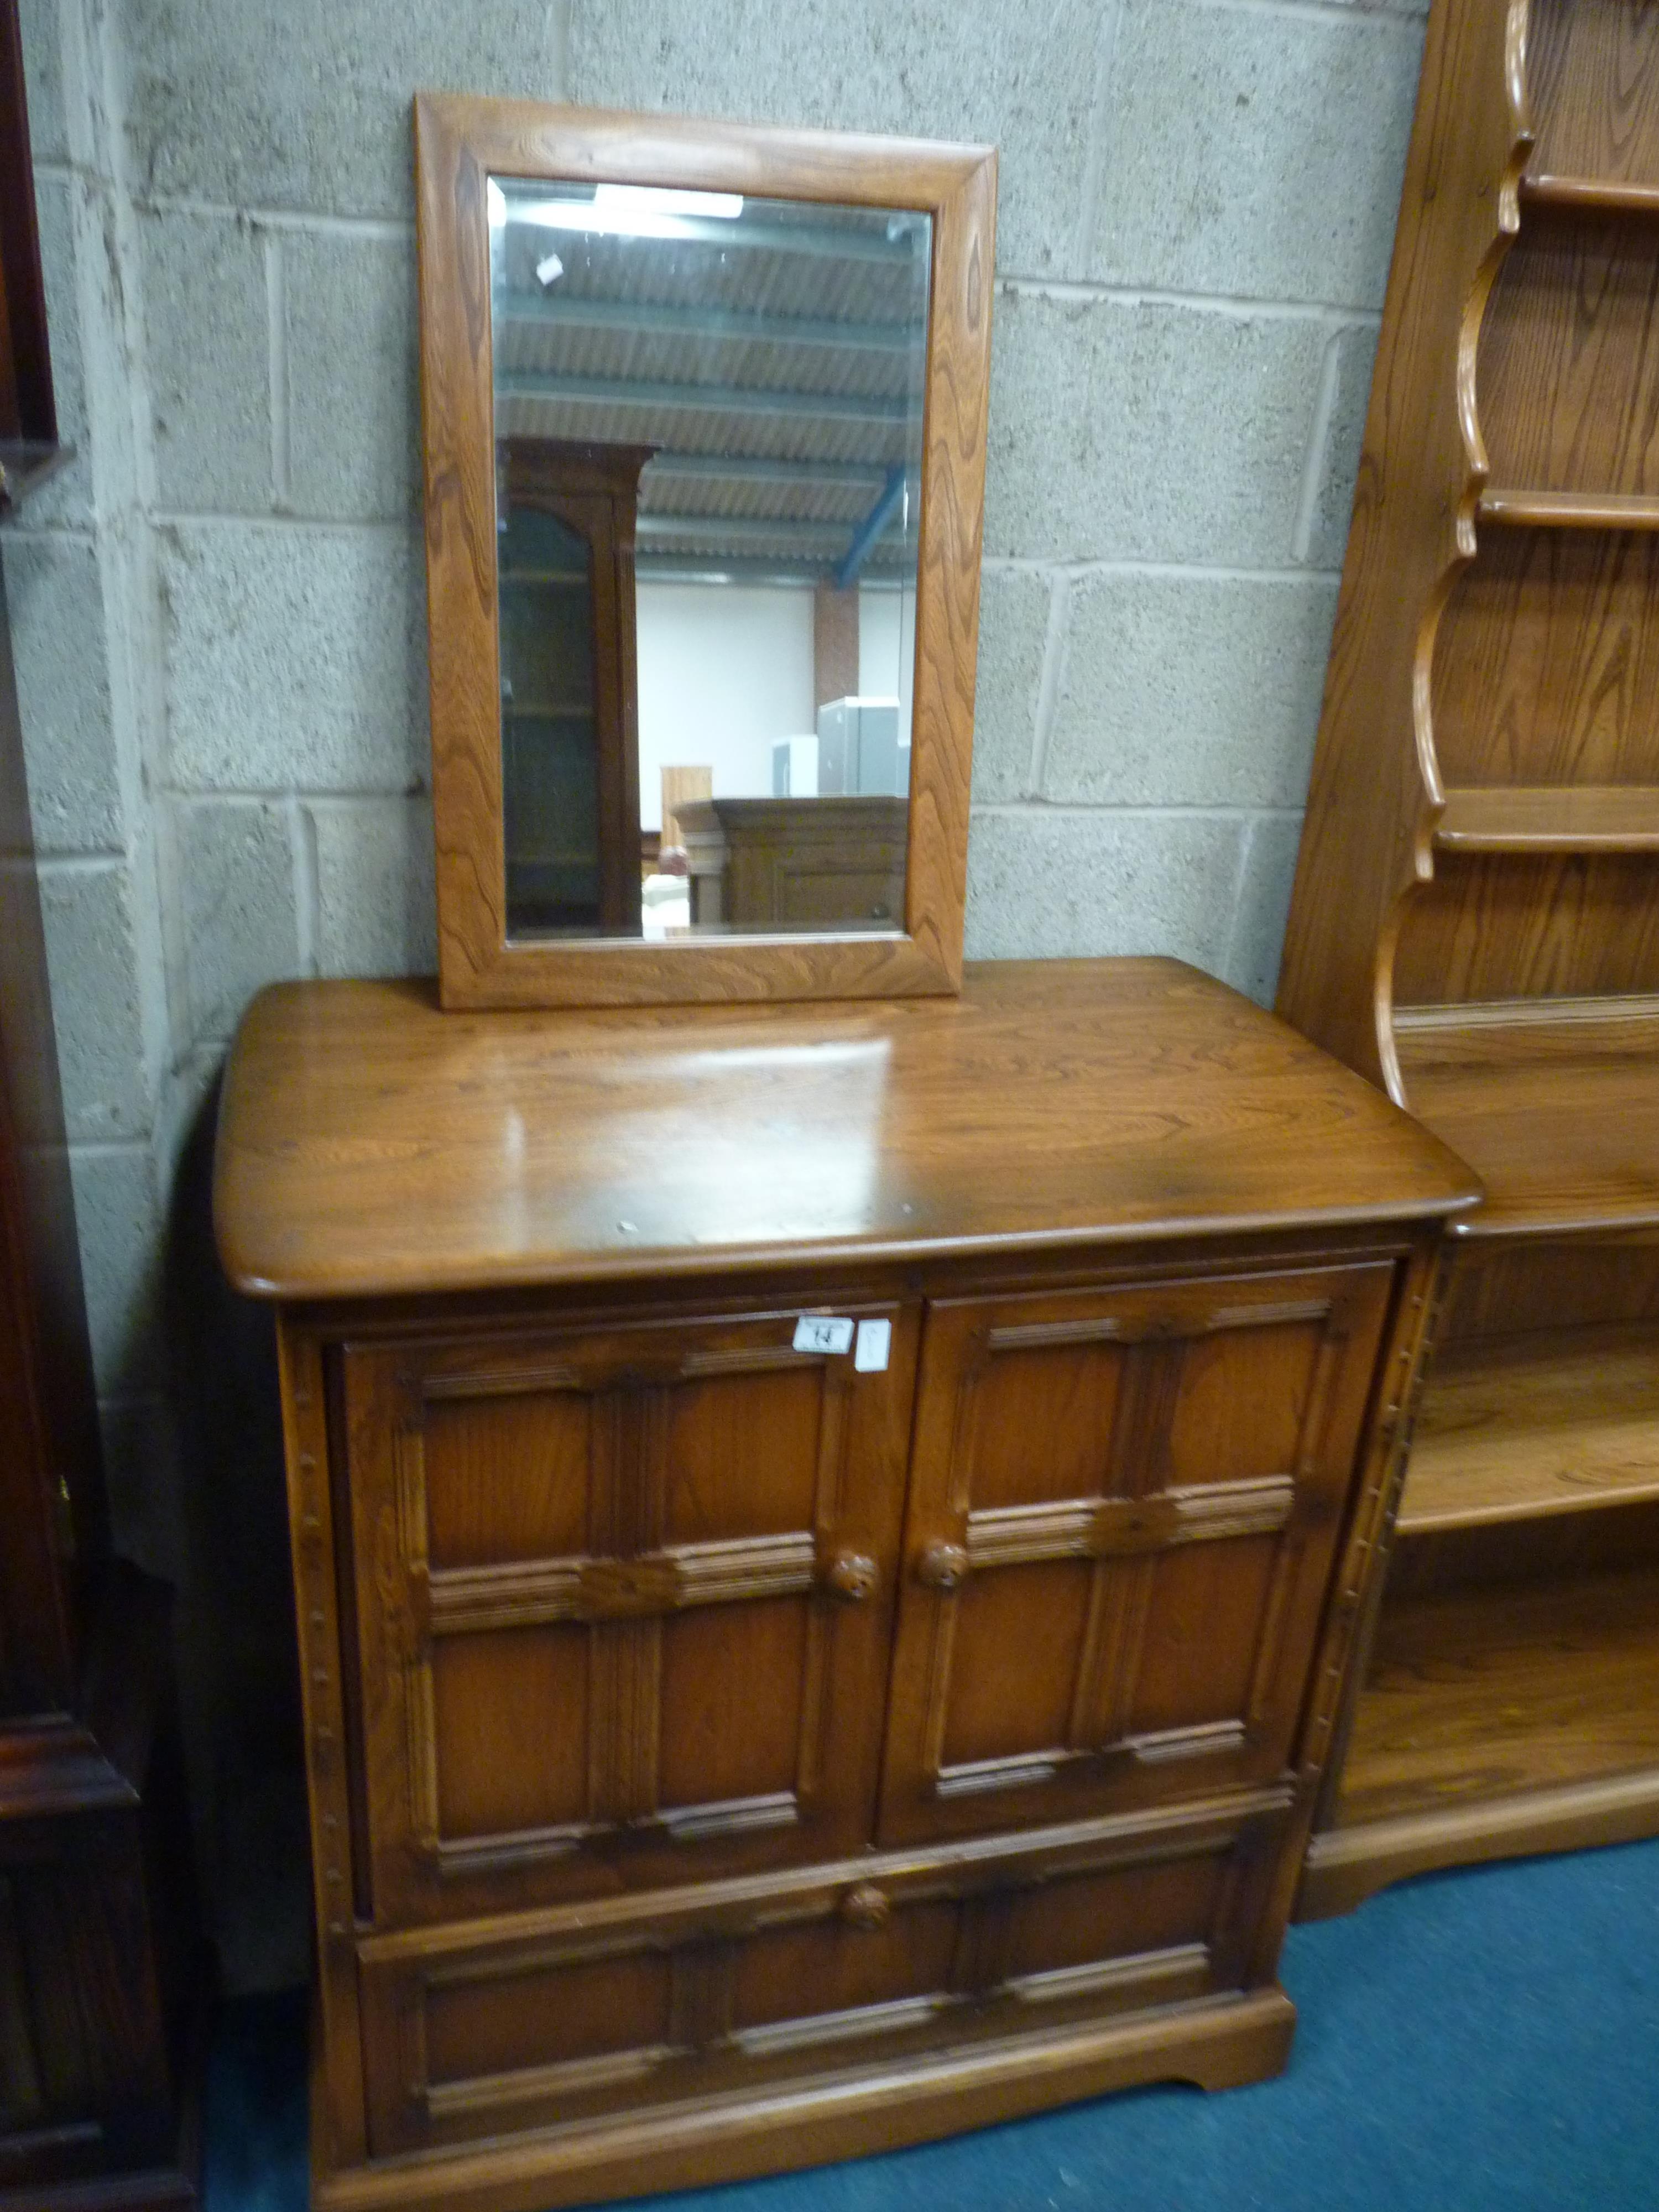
left=1277, top=0, right=1659, bottom=1918
left=213, top=959, right=1475, bottom=2212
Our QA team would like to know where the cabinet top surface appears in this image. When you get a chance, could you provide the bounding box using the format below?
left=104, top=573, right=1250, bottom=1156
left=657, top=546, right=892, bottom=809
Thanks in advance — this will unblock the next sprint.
left=213, top=959, right=1480, bottom=1301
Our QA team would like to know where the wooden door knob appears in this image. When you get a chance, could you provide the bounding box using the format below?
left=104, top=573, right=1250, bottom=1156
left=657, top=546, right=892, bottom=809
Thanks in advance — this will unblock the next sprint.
left=825, top=1551, right=878, bottom=1601
left=916, top=1541, right=969, bottom=1591
left=842, top=1884, right=890, bottom=1930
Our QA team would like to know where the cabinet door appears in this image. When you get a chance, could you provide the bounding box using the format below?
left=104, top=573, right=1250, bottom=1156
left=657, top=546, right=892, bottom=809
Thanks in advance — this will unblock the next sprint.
left=879, top=1264, right=1395, bottom=1845
left=341, top=1304, right=915, bottom=1924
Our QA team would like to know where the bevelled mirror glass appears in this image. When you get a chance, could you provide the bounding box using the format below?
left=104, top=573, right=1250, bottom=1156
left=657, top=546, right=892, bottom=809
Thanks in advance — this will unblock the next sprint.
left=488, top=179, right=931, bottom=946
left=416, top=97, right=995, bottom=1009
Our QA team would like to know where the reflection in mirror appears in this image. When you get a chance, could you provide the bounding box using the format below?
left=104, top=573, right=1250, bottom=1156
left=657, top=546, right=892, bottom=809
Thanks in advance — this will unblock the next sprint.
left=488, top=177, right=931, bottom=942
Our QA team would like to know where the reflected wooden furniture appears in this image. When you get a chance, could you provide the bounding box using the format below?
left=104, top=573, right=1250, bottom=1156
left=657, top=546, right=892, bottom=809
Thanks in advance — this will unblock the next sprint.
left=679, top=796, right=906, bottom=929
left=1277, top=0, right=1659, bottom=1915
left=1, top=5, right=199, bottom=2201
left=215, top=958, right=1477, bottom=2212
left=658, top=766, right=711, bottom=859
left=499, top=439, right=648, bottom=938
left=416, top=96, right=994, bottom=1008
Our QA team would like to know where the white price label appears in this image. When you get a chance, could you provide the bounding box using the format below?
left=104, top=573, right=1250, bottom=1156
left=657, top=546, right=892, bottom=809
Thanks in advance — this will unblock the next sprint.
left=854, top=1319, right=893, bottom=1372
left=792, top=1315, right=855, bottom=1355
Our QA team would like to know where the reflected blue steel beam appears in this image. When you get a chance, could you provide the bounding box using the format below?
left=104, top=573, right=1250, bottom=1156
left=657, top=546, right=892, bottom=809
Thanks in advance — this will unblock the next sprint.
left=833, top=465, right=909, bottom=589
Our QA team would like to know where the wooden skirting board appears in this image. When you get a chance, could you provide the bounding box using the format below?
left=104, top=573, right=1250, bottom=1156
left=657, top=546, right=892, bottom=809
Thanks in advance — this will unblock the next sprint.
left=311, top=1990, right=1297, bottom=2212
left=1300, top=1770, right=1659, bottom=1923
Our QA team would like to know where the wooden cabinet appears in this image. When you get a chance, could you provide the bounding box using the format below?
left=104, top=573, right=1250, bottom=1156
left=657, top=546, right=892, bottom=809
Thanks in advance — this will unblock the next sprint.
left=498, top=439, right=649, bottom=937
left=0, top=7, right=198, bottom=2199
left=679, top=797, right=908, bottom=930
left=1276, top=0, right=1659, bottom=1915
left=215, top=959, right=1477, bottom=2210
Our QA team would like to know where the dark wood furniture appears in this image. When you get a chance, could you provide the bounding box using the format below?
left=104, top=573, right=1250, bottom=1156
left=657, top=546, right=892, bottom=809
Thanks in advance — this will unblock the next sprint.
left=0, top=191, right=197, bottom=2212
left=1277, top=0, right=1659, bottom=1915
left=679, top=796, right=907, bottom=929
left=0, top=0, right=56, bottom=508
left=416, top=96, right=994, bottom=1009
left=214, top=958, right=1477, bottom=2212
left=499, top=439, right=649, bottom=938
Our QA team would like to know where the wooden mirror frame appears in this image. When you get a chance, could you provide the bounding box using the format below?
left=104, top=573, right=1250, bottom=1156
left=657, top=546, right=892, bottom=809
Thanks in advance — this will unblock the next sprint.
left=415, top=93, right=997, bottom=1009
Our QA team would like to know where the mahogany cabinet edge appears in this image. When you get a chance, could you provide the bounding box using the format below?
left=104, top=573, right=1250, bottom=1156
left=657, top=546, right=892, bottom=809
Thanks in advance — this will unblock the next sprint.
left=310, top=1989, right=1295, bottom=2212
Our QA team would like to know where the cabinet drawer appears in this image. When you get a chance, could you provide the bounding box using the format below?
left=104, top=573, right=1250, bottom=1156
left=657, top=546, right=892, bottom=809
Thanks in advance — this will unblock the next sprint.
left=357, top=1788, right=1290, bottom=2157
left=338, top=1304, right=916, bottom=1926
left=879, top=1262, right=1396, bottom=1844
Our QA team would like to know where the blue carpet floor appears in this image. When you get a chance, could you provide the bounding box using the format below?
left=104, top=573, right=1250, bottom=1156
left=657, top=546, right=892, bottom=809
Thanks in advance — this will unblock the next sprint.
left=206, top=1838, right=1659, bottom=2212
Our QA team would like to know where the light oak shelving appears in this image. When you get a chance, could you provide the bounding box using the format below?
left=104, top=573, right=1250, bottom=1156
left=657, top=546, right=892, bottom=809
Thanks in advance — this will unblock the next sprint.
left=1277, top=0, right=1659, bottom=1913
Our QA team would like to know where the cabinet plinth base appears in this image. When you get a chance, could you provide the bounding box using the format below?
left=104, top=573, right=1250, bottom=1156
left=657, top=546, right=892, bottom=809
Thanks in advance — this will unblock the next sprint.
left=1297, top=1767, right=1659, bottom=1921
left=312, top=1987, right=1296, bottom=2212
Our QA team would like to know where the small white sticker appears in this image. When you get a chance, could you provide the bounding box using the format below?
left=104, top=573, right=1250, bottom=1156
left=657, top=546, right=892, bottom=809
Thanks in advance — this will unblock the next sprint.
left=854, top=1318, right=893, bottom=1372
left=794, top=1315, right=854, bottom=1355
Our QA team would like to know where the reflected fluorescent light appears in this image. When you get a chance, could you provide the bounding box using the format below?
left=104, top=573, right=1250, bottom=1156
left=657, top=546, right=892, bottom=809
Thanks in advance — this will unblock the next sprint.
left=493, top=182, right=744, bottom=241
left=594, top=185, right=742, bottom=221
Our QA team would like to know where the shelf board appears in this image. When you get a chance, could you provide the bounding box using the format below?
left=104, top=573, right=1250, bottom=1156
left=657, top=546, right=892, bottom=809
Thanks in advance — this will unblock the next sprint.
left=1332, top=1566, right=1659, bottom=1830
left=1478, top=487, right=1659, bottom=530
left=1522, top=173, right=1659, bottom=217
left=1395, top=999, right=1659, bottom=1238
left=499, top=568, right=588, bottom=585
left=502, top=699, right=594, bottom=719
left=1436, top=784, right=1659, bottom=852
left=1401, top=1324, right=1659, bottom=1533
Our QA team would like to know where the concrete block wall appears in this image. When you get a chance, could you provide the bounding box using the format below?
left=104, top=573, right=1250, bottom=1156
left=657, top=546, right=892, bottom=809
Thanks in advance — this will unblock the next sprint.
left=6, top=0, right=1428, bottom=1986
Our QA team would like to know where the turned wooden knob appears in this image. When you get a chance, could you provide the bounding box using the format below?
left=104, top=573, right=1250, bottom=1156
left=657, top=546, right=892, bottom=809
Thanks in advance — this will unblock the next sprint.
left=825, top=1551, right=877, bottom=1601
left=916, top=1540, right=969, bottom=1592
left=842, top=1884, right=890, bottom=1930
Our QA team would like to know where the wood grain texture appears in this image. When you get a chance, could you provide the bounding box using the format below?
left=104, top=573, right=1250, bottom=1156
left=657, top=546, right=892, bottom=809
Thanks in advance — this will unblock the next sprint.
left=213, top=961, right=1479, bottom=1303
left=315, top=1987, right=1296, bottom=2212
left=876, top=1267, right=1391, bottom=1849
left=1276, top=0, right=1659, bottom=1919
left=415, top=93, right=995, bottom=1010
left=1480, top=208, right=1659, bottom=497
left=1527, top=0, right=1659, bottom=189
left=1395, top=1005, right=1659, bottom=1234
left=1300, top=1764, right=1659, bottom=1917
left=1436, top=783, right=1659, bottom=846
left=1394, top=848, right=1659, bottom=1004
left=1401, top=1322, right=1659, bottom=1530
left=1274, top=0, right=1528, bottom=1093
left=352, top=1793, right=1285, bottom=2158
left=1331, top=1564, right=1659, bottom=1825
left=1433, top=526, right=1659, bottom=787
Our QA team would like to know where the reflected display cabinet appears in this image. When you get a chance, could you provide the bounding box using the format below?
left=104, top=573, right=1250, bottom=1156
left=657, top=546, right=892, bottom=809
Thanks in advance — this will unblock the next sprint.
left=213, top=959, right=1477, bottom=2212
left=498, top=440, right=649, bottom=938
left=1277, top=0, right=1659, bottom=1913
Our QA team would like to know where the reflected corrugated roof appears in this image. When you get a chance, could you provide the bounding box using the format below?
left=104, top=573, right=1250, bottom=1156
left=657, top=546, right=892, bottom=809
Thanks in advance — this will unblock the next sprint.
left=492, top=182, right=930, bottom=582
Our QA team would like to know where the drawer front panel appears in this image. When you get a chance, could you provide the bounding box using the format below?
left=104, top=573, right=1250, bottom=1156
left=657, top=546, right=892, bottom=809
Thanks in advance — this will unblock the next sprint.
left=357, top=1792, right=1288, bottom=2156
left=341, top=1305, right=916, bottom=1924
left=879, top=1262, right=1396, bottom=1844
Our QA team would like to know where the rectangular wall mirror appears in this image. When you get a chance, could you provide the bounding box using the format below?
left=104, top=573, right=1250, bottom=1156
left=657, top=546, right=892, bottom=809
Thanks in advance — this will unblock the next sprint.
left=416, top=97, right=995, bottom=1008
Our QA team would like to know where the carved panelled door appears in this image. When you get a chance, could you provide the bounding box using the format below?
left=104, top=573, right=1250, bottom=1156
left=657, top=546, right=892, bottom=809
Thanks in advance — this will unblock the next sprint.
left=341, top=1305, right=916, bottom=1924
left=878, top=1265, right=1395, bottom=1846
